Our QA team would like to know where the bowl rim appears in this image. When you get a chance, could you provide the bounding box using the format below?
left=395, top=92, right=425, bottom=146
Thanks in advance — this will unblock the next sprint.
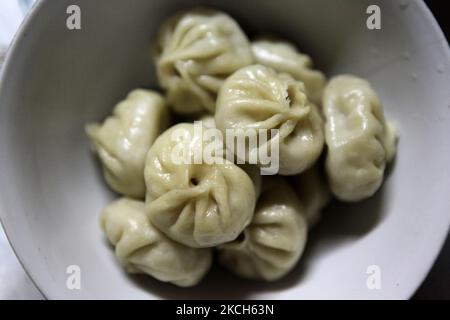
left=0, top=0, right=47, bottom=300
left=0, top=0, right=449, bottom=300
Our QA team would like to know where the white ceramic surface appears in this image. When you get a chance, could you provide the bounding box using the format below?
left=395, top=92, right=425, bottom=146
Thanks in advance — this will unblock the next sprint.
left=0, top=0, right=449, bottom=299
left=0, top=0, right=42, bottom=300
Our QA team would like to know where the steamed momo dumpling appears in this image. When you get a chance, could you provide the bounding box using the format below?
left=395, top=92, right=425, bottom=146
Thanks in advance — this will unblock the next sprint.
left=153, top=8, right=254, bottom=114
left=323, top=75, right=398, bottom=201
left=215, top=64, right=324, bottom=175
left=291, top=163, right=331, bottom=227
left=218, top=176, right=307, bottom=281
left=86, top=89, right=169, bottom=199
left=100, top=198, right=212, bottom=287
left=144, top=123, right=258, bottom=248
left=252, top=38, right=326, bottom=105
left=384, top=121, right=398, bottom=163
left=197, top=116, right=263, bottom=195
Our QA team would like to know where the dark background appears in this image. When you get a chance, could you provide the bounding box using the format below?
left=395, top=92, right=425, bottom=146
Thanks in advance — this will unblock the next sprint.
left=425, top=0, right=449, bottom=42
left=413, top=0, right=450, bottom=300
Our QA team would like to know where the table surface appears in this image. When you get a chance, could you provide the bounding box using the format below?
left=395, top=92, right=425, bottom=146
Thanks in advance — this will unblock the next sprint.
left=0, top=0, right=449, bottom=300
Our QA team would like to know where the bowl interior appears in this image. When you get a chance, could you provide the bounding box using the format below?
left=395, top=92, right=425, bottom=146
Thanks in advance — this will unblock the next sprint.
left=1, top=0, right=450, bottom=299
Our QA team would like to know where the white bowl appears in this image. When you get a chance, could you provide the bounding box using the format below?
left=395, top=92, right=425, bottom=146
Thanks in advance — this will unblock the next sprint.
left=1, top=0, right=450, bottom=299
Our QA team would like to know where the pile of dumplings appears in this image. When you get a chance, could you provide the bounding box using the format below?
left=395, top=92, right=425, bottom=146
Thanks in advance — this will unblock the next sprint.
left=87, top=8, right=397, bottom=287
